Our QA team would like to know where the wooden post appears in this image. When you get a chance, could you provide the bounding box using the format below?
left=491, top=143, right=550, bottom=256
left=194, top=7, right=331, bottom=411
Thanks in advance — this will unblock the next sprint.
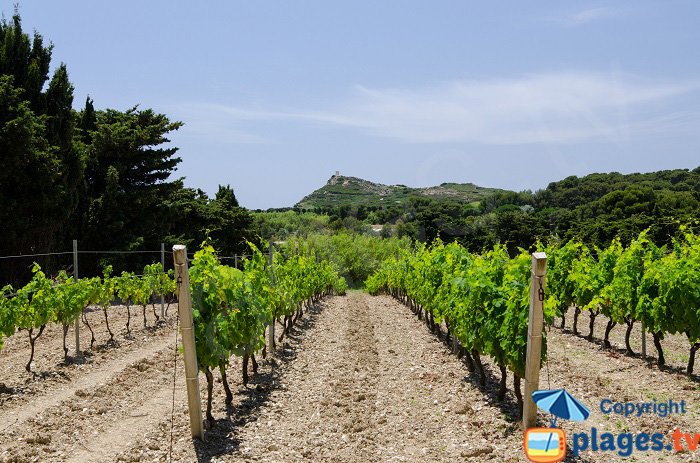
left=160, top=243, right=165, bottom=319
left=73, top=240, right=80, bottom=357
left=234, top=254, right=238, bottom=269
left=173, top=245, right=204, bottom=439
left=641, top=251, right=647, bottom=359
left=268, top=242, right=275, bottom=352
left=524, top=252, right=547, bottom=430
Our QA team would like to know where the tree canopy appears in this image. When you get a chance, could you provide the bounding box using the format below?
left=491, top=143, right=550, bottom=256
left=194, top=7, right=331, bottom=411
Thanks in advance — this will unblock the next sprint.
left=0, top=11, right=254, bottom=283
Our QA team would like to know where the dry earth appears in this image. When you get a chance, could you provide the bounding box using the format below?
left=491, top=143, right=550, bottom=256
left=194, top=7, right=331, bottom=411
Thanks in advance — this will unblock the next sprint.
left=1, top=294, right=699, bottom=463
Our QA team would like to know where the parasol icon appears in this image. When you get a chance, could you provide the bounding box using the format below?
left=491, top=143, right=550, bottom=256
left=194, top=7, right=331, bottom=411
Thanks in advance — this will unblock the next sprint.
left=532, top=389, right=590, bottom=427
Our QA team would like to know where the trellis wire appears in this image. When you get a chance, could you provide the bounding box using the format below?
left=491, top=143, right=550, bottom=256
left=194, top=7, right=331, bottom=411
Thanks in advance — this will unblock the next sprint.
left=0, top=251, right=74, bottom=260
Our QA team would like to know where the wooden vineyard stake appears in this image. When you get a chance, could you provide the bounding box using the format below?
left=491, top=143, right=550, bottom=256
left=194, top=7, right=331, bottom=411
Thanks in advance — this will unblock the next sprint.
left=160, top=243, right=166, bottom=319
left=641, top=251, right=647, bottom=359
left=73, top=240, right=80, bottom=357
left=173, top=245, right=204, bottom=439
left=268, top=242, right=276, bottom=352
left=523, top=252, right=547, bottom=430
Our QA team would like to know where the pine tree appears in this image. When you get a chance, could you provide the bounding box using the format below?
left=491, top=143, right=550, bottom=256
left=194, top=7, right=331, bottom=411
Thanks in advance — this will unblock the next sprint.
left=79, top=107, right=184, bottom=273
left=78, top=96, right=97, bottom=144
left=207, top=185, right=253, bottom=256
left=0, top=12, right=52, bottom=112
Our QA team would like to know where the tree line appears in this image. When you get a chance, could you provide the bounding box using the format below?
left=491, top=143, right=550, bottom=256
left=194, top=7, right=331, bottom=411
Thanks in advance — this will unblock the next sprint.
left=0, top=12, right=253, bottom=284
left=4, top=9, right=699, bottom=285
left=268, top=168, right=700, bottom=254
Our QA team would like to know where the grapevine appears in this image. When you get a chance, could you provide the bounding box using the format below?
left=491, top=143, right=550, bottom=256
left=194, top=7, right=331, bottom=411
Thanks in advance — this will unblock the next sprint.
left=188, top=241, right=347, bottom=424
left=0, top=262, right=176, bottom=371
left=368, top=226, right=700, bottom=392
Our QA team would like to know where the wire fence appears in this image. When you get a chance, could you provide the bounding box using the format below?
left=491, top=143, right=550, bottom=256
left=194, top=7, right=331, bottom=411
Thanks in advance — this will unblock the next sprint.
left=0, top=250, right=164, bottom=259
left=0, top=247, right=273, bottom=262
left=77, top=250, right=163, bottom=255
left=0, top=241, right=278, bottom=296
left=0, top=251, right=74, bottom=260
left=1, top=271, right=170, bottom=299
left=0, top=243, right=169, bottom=294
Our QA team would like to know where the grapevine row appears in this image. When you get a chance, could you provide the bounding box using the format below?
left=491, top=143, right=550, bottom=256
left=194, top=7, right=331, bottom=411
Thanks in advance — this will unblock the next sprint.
left=365, top=241, right=551, bottom=413
left=548, top=227, right=700, bottom=374
left=188, top=242, right=347, bottom=424
left=0, top=263, right=176, bottom=372
left=365, top=227, right=700, bottom=415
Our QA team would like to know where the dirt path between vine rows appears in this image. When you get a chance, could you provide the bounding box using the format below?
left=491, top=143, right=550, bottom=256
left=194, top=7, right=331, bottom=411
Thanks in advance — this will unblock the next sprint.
left=137, top=292, right=525, bottom=462
left=0, top=305, right=183, bottom=463
left=137, top=292, right=700, bottom=463
left=1, top=335, right=175, bottom=434
left=2, top=294, right=699, bottom=462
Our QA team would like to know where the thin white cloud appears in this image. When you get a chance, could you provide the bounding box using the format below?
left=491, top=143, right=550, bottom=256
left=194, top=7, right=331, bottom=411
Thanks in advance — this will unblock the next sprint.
left=165, top=103, right=272, bottom=145
left=571, top=7, right=616, bottom=25
left=191, top=71, right=698, bottom=146
left=548, top=7, right=620, bottom=26
left=186, top=123, right=271, bottom=145
left=205, top=105, right=357, bottom=126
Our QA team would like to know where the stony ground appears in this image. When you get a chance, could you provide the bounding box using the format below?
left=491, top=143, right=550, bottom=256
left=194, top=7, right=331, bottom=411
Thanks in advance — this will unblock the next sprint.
left=0, top=293, right=698, bottom=463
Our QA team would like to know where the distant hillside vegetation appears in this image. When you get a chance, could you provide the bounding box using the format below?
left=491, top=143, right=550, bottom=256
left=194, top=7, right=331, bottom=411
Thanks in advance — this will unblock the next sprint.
left=266, top=167, right=700, bottom=253
left=295, top=174, right=504, bottom=209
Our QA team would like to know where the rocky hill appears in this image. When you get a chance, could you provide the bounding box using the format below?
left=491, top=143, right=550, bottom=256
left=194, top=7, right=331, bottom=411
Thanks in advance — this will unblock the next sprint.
left=295, top=174, right=504, bottom=209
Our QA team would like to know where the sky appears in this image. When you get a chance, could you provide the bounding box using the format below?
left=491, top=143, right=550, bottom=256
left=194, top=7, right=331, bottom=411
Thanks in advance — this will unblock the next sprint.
left=6, top=1, right=700, bottom=209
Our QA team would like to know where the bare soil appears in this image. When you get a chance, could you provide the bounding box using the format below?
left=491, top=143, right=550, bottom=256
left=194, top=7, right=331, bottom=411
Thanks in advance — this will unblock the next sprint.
left=0, top=294, right=698, bottom=463
left=0, top=304, right=181, bottom=463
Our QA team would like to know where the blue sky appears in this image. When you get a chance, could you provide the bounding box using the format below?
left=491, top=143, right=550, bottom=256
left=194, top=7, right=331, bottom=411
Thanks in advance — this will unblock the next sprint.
left=8, top=1, right=700, bottom=209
